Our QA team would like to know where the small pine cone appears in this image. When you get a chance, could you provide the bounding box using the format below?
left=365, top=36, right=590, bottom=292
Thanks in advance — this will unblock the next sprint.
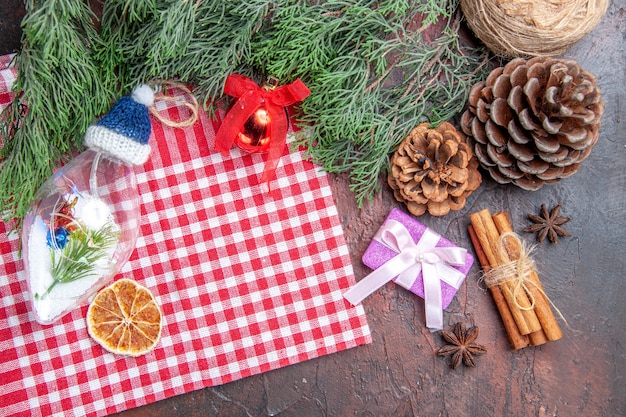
left=388, top=122, right=482, bottom=216
left=461, top=57, right=604, bottom=190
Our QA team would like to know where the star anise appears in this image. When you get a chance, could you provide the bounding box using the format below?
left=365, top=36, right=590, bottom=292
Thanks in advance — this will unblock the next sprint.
left=437, top=322, right=486, bottom=369
left=523, top=203, right=571, bottom=244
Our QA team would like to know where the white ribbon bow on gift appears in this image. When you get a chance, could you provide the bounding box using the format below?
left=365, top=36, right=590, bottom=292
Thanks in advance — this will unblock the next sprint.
left=343, top=219, right=468, bottom=331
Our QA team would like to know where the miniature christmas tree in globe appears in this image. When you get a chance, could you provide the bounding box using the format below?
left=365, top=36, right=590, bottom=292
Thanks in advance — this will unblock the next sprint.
left=21, top=85, right=155, bottom=325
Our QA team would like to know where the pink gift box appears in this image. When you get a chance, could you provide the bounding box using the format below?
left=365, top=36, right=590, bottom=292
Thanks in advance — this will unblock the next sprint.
left=362, top=208, right=474, bottom=308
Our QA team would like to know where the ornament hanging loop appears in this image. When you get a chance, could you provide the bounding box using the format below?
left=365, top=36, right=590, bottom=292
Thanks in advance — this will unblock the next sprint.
left=148, top=79, right=199, bottom=128
left=263, top=76, right=280, bottom=91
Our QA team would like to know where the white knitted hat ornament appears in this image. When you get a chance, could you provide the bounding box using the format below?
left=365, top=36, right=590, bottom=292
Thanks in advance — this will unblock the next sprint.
left=84, top=84, right=155, bottom=165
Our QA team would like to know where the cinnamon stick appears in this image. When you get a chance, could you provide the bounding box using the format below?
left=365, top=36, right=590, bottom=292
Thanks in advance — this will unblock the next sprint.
left=528, top=328, right=549, bottom=346
left=468, top=224, right=529, bottom=350
left=469, top=210, right=542, bottom=335
left=492, top=212, right=563, bottom=342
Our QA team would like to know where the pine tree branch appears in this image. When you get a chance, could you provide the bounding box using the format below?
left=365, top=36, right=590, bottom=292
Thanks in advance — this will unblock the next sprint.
left=0, top=0, right=490, bottom=227
left=0, top=0, right=114, bottom=228
left=38, top=222, right=119, bottom=300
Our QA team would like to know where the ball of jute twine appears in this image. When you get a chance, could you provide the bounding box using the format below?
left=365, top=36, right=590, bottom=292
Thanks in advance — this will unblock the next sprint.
left=460, top=0, right=609, bottom=57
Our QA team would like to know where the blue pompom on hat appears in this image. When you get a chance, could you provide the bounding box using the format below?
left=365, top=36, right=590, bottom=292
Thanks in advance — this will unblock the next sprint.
left=84, top=84, right=155, bottom=165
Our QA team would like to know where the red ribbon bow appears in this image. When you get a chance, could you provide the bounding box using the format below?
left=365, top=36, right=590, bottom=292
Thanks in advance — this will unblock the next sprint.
left=214, top=74, right=311, bottom=187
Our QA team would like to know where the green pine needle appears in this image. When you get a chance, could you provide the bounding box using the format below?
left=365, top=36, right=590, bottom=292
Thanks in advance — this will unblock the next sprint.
left=1, top=0, right=491, bottom=229
left=253, top=1, right=490, bottom=205
left=0, top=0, right=115, bottom=229
left=36, top=223, right=119, bottom=300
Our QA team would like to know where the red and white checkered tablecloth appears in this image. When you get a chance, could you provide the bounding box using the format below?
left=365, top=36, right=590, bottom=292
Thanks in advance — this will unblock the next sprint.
left=0, top=57, right=371, bottom=417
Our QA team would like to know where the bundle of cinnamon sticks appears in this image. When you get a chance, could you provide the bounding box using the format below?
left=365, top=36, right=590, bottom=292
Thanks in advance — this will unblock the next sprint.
left=468, top=209, right=563, bottom=349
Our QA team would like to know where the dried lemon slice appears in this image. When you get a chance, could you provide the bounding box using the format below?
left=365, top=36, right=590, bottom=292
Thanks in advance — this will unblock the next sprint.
left=86, top=278, right=162, bottom=356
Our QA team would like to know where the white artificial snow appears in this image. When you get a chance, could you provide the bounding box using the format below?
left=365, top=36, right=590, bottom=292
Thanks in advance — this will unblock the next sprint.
left=73, top=193, right=115, bottom=230
left=27, top=193, right=120, bottom=324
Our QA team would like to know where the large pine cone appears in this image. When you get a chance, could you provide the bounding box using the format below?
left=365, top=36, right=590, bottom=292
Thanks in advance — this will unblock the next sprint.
left=388, top=122, right=482, bottom=216
left=461, top=57, right=604, bottom=190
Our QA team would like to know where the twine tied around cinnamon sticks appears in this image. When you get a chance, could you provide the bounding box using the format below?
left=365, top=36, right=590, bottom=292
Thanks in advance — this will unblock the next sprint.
left=469, top=209, right=564, bottom=349
left=482, top=232, right=538, bottom=311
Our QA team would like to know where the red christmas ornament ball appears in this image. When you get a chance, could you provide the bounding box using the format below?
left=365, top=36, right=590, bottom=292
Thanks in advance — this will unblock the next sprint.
left=234, top=105, right=271, bottom=153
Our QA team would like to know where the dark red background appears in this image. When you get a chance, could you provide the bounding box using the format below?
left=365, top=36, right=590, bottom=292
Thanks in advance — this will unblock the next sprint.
left=1, top=2, right=624, bottom=416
